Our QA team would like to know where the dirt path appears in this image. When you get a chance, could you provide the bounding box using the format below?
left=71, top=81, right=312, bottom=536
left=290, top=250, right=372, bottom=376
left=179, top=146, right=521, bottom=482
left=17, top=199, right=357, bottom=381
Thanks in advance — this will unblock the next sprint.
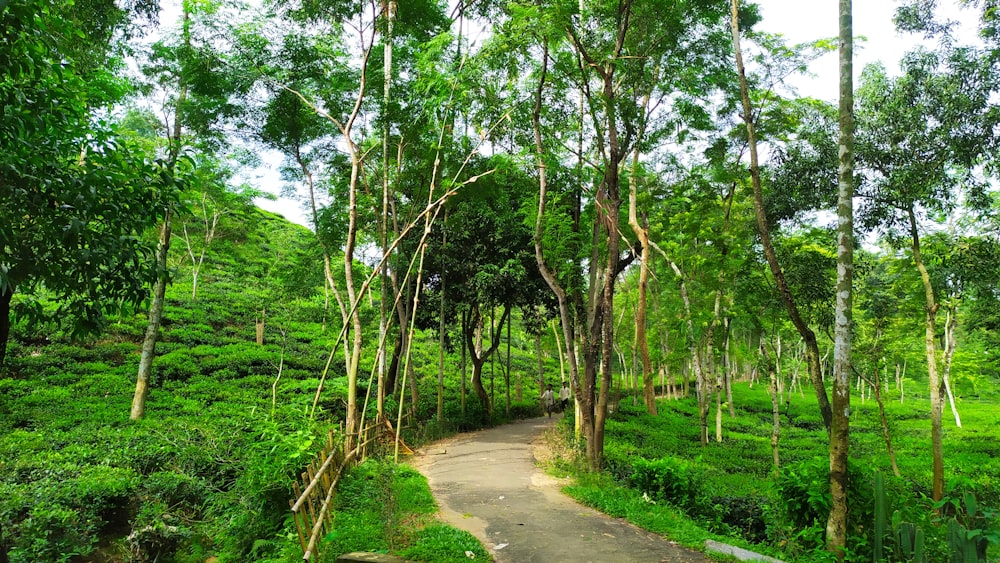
left=410, top=416, right=709, bottom=562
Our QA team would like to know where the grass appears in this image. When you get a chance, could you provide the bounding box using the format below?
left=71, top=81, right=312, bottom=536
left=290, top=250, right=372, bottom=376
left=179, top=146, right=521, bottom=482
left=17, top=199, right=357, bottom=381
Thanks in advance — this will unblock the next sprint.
left=320, top=461, right=490, bottom=562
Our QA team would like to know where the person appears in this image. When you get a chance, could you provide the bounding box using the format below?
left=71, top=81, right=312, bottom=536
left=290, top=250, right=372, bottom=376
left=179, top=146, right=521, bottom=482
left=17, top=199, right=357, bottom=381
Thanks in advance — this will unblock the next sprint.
left=559, top=381, right=571, bottom=412
left=541, top=384, right=555, bottom=417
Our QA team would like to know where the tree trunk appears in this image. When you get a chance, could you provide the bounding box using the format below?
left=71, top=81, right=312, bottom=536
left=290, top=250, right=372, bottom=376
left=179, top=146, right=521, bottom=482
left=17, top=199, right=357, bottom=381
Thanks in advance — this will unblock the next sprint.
left=943, top=305, right=961, bottom=427
left=729, top=0, right=832, bottom=433
left=537, top=330, right=545, bottom=410
left=531, top=40, right=589, bottom=458
left=437, top=217, right=447, bottom=424
left=461, top=310, right=467, bottom=417
left=385, top=335, right=402, bottom=396
left=132, top=213, right=172, bottom=420
left=343, top=151, right=363, bottom=451
left=627, top=87, right=657, bottom=417
left=725, top=319, right=735, bottom=417
left=302, top=151, right=352, bottom=375
left=671, top=261, right=709, bottom=445
left=0, top=286, right=13, bottom=371
left=132, top=7, right=188, bottom=421
left=871, top=366, right=901, bottom=476
left=379, top=0, right=396, bottom=421
left=909, top=206, right=944, bottom=502
left=761, top=339, right=781, bottom=477
left=464, top=305, right=510, bottom=419
left=826, top=0, right=854, bottom=554
left=505, top=316, right=511, bottom=416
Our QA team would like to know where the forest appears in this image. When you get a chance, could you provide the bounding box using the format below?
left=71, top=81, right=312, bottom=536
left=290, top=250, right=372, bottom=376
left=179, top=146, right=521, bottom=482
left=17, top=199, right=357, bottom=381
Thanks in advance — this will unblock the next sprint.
left=3, top=0, right=1000, bottom=561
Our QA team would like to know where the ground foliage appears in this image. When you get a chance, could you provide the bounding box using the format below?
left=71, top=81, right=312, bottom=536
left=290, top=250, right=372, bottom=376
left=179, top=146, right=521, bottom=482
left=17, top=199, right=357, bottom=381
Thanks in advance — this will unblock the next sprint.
left=0, top=208, right=506, bottom=562
left=556, top=384, right=1000, bottom=562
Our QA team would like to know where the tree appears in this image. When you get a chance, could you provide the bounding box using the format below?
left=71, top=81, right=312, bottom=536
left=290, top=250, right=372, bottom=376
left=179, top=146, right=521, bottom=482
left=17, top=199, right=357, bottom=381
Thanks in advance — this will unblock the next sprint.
left=131, top=0, right=251, bottom=419
left=418, top=159, right=550, bottom=418
left=854, top=45, right=998, bottom=502
left=733, top=4, right=832, bottom=430
left=505, top=0, right=735, bottom=469
left=826, top=0, right=855, bottom=556
left=0, top=0, right=170, bottom=370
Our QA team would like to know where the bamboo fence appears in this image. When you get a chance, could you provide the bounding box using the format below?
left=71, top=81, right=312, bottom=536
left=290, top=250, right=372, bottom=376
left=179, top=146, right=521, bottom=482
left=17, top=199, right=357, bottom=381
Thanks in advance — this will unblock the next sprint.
left=289, top=416, right=414, bottom=561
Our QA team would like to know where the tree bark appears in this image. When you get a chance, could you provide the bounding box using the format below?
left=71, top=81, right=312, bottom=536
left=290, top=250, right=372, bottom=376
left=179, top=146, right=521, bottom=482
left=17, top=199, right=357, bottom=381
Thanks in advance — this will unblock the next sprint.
left=132, top=6, right=189, bottom=420
left=536, top=330, right=545, bottom=409
left=670, top=261, right=709, bottom=445
left=827, top=0, right=854, bottom=554
left=0, top=285, right=13, bottom=371
left=761, top=339, right=781, bottom=477
left=870, top=366, right=901, bottom=476
left=627, top=84, right=657, bottom=417
left=437, top=211, right=447, bottom=423
left=531, top=40, right=590, bottom=459
left=131, top=212, right=172, bottom=420
left=378, top=0, right=397, bottom=420
left=909, top=206, right=944, bottom=502
left=464, top=305, right=510, bottom=419
left=943, top=305, right=961, bottom=427
left=460, top=310, right=467, bottom=417
left=725, top=318, right=735, bottom=417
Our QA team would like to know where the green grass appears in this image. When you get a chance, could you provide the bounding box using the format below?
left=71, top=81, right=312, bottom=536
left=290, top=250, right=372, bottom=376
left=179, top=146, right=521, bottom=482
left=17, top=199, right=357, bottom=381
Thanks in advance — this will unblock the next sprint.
left=319, top=461, right=489, bottom=562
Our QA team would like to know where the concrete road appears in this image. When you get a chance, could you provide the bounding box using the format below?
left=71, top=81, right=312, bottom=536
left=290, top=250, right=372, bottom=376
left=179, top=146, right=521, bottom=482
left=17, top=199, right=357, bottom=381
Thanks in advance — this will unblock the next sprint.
left=411, top=417, right=709, bottom=563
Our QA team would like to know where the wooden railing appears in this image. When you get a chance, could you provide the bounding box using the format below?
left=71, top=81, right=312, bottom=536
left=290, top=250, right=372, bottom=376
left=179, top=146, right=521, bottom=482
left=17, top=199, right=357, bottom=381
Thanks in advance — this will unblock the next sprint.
left=289, top=416, right=414, bottom=561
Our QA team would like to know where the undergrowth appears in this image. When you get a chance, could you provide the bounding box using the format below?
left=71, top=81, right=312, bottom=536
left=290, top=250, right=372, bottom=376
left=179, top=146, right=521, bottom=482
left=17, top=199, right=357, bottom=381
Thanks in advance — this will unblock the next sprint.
left=318, top=460, right=490, bottom=563
left=547, top=387, right=1000, bottom=562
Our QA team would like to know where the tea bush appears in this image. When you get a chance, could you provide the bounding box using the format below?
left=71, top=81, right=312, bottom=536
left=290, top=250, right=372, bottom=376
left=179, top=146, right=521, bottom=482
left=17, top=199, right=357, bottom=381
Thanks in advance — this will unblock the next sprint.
left=629, top=456, right=704, bottom=510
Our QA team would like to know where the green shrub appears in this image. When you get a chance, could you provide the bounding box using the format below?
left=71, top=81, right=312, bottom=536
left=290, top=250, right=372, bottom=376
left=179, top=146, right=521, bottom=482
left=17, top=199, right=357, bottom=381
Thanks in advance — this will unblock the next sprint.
left=602, top=441, right=639, bottom=483
left=10, top=503, right=97, bottom=563
left=775, top=457, right=833, bottom=533
left=775, top=457, right=894, bottom=558
left=141, top=471, right=209, bottom=510
left=629, top=456, right=704, bottom=510
left=157, top=349, right=202, bottom=383
left=709, top=495, right=770, bottom=543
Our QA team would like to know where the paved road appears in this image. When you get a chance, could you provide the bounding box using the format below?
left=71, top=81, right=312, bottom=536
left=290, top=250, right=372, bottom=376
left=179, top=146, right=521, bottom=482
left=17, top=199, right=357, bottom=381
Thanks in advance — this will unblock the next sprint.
left=411, top=417, right=709, bottom=562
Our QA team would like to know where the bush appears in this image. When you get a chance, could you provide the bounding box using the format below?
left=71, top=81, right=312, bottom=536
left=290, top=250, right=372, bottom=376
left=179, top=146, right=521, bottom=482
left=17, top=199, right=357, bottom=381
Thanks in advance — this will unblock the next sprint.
left=709, top=495, right=769, bottom=543
left=775, top=457, right=892, bottom=557
left=11, top=503, right=97, bottom=563
left=602, top=441, right=639, bottom=483
left=629, top=456, right=704, bottom=510
left=2, top=465, right=139, bottom=563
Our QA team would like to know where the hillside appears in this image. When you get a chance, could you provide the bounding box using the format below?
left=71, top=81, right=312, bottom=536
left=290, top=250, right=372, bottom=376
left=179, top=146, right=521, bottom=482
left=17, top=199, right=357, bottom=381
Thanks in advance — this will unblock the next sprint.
left=0, top=207, right=392, bottom=562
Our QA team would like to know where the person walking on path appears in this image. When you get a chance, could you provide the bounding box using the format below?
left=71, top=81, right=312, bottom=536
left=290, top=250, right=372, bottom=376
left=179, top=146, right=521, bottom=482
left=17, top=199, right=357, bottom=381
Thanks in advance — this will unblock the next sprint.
left=558, top=381, right=571, bottom=412
left=541, top=384, right=555, bottom=417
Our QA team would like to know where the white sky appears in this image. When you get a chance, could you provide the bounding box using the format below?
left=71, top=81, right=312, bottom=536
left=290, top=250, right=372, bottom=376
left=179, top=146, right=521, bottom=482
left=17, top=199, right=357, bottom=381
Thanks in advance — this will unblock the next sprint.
left=754, top=0, right=982, bottom=101
left=254, top=0, right=985, bottom=227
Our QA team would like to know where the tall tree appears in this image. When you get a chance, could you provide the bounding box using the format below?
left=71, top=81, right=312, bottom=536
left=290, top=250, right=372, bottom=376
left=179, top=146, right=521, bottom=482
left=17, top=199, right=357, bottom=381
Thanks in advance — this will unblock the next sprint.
left=510, top=0, right=734, bottom=469
left=729, top=2, right=834, bottom=433
left=826, top=0, right=854, bottom=556
left=854, top=45, right=998, bottom=501
left=131, top=0, right=249, bottom=419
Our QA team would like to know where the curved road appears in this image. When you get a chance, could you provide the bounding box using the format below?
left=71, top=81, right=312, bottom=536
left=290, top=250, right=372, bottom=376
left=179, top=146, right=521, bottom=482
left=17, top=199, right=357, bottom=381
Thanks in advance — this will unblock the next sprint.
left=412, top=417, right=708, bottom=562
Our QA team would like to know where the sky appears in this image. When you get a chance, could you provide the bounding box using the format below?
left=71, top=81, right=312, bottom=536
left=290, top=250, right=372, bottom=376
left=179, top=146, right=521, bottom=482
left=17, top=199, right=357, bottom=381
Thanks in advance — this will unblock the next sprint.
left=252, top=0, right=986, bottom=227
left=753, top=0, right=982, bottom=101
